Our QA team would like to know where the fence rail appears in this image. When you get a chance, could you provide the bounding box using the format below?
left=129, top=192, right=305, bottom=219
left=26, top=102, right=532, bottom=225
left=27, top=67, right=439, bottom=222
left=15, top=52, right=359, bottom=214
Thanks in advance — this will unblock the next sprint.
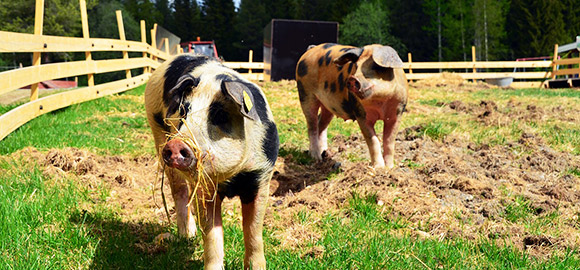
left=0, top=0, right=170, bottom=141
left=0, top=1, right=578, bottom=142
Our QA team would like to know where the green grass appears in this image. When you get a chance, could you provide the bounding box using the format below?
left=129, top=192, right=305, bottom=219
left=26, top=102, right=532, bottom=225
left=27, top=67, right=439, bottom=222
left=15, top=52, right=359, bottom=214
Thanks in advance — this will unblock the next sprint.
left=1, top=161, right=577, bottom=269
left=0, top=85, right=153, bottom=156
left=0, top=158, right=204, bottom=269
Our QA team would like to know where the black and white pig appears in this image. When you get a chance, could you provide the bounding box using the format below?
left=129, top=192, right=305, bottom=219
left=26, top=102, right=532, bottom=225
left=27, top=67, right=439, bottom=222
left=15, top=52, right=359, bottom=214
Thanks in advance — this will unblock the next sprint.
left=145, top=54, right=279, bottom=270
left=296, top=43, right=408, bottom=169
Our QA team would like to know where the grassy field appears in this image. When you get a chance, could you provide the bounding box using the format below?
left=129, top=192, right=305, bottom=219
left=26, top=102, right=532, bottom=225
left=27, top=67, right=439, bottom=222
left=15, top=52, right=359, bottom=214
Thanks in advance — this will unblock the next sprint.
left=0, top=80, right=579, bottom=269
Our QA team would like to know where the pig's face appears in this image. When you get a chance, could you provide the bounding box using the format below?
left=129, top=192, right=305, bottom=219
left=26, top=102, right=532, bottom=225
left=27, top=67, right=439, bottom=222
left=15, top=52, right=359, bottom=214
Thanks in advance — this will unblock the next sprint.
left=160, top=60, right=268, bottom=180
left=335, top=45, right=403, bottom=99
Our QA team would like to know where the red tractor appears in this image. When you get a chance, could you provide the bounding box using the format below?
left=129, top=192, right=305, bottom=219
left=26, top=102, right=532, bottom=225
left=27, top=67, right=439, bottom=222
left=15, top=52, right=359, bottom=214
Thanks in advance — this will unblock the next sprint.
left=180, top=37, right=219, bottom=59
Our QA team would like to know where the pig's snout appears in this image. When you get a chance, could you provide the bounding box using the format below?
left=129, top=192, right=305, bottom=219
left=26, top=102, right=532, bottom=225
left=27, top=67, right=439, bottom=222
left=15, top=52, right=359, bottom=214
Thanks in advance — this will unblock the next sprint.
left=347, top=76, right=374, bottom=99
left=162, top=139, right=196, bottom=170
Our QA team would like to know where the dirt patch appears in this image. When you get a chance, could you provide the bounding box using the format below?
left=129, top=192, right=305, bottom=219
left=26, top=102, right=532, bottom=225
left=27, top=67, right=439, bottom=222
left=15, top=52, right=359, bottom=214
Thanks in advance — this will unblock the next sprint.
left=439, top=97, right=580, bottom=125
left=9, top=147, right=168, bottom=224
left=269, top=130, right=580, bottom=256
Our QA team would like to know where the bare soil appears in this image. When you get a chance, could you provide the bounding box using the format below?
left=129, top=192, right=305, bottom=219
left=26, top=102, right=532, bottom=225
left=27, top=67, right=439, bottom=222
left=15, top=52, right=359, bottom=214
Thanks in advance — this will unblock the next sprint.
left=7, top=81, right=580, bottom=260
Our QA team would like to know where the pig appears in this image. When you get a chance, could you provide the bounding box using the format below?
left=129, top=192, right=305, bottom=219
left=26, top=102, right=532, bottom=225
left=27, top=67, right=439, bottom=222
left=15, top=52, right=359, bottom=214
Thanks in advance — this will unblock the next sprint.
left=295, top=43, right=408, bottom=169
left=145, top=54, right=279, bottom=270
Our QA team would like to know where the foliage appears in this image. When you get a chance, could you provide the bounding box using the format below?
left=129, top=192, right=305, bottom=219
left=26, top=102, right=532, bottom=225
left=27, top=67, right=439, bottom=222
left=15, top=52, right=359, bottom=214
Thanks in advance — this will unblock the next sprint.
left=339, top=1, right=405, bottom=53
left=171, top=0, right=202, bottom=43
left=202, top=0, right=237, bottom=60
left=507, top=0, right=569, bottom=58
left=234, top=0, right=270, bottom=61
left=0, top=0, right=578, bottom=63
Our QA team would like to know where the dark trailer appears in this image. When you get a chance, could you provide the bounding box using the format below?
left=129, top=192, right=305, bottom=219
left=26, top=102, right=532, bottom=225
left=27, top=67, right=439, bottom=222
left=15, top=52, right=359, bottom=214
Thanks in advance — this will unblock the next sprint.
left=264, top=19, right=338, bottom=81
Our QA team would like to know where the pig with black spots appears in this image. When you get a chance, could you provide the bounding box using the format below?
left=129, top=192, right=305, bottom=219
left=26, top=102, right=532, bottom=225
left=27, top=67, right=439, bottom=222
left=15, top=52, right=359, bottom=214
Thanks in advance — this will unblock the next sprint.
left=145, top=54, right=278, bottom=270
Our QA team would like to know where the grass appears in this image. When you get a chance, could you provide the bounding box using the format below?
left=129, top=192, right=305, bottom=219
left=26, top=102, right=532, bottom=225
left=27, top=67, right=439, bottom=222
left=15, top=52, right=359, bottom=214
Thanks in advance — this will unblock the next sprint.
left=0, top=83, right=579, bottom=268
left=0, top=85, right=153, bottom=156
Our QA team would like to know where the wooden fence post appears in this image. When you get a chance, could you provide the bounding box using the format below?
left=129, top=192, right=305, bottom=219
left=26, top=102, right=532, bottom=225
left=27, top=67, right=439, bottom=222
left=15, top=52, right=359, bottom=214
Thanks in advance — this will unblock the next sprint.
left=31, top=0, right=44, bottom=101
left=116, top=10, right=131, bottom=79
left=407, top=52, right=413, bottom=74
left=151, top=24, right=157, bottom=62
left=140, top=20, right=148, bottom=74
left=79, top=0, right=94, bottom=87
left=551, top=44, right=559, bottom=80
left=164, top=38, right=169, bottom=55
left=248, top=50, right=253, bottom=75
left=471, top=46, right=477, bottom=82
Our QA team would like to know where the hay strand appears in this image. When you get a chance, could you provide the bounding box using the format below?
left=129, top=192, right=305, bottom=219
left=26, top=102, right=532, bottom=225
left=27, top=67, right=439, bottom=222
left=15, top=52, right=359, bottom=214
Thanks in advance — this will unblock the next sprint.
left=158, top=116, right=220, bottom=229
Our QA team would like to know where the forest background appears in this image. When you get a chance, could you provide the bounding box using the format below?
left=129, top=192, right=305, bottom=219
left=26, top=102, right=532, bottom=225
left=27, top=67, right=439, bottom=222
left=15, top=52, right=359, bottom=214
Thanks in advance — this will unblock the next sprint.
left=0, top=0, right=579, bottom=68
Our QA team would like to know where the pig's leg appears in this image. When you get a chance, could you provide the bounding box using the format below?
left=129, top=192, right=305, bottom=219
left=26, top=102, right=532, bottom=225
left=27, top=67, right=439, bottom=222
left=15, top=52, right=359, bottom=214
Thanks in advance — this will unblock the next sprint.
left=357, top=115, right=385, bottom=168
left=300, top=97, right=324, bottom=160
left=198, top=194, right=224, bottom=270
left=317, top=106, right=334, bottom=157
left=241, top=174, right=271, bottom=270
left=166, top=169, right=197, bottom=238
left=382, top=113, right=401, bottom=169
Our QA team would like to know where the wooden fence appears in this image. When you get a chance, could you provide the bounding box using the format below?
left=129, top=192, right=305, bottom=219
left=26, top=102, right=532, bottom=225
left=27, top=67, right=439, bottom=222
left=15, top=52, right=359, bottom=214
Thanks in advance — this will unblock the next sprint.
left=0, top=0, right=260, bottom=141
left=0, top=0, right=171, bottom=141
left=0, top=1, right=578, bottom=142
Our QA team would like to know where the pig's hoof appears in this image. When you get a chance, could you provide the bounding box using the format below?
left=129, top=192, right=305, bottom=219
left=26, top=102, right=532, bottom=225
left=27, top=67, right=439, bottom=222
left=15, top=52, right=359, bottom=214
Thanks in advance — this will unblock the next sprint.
left=321, top=150, right=329, bottom=159
left=331, top=161, right=341, bottom=171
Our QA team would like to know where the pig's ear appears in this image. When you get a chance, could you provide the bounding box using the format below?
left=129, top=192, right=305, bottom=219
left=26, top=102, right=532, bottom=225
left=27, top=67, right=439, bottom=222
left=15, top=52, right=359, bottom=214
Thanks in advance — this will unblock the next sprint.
left=372, top=46, right=404, bottom=68
left=167, top=74, right=199, bottom=97
left=333, top=47, right=363, bottom=66
left=222, top=81, right=260, bottom=121
left=166, top=74, right=199, bottom=118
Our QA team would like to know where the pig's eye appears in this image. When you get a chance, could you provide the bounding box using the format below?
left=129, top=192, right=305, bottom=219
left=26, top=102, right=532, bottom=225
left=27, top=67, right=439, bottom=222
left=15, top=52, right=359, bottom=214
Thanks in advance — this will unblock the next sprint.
left=208, top=101, right=232, bottom=133
left=362, top=59, right=394, bottom=81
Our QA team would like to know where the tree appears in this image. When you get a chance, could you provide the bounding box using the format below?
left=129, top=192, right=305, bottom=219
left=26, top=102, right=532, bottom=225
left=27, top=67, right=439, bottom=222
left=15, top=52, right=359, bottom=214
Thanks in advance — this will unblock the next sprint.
left=265, top=0, right=300, bottom=20
left=90, top=0, right=139, bottom=41
left=0, top=0, right=98, bottom=66
left=235, top=0, right=269, bottom=61
left=507, top=0, right=567, bottom=58
left=441, top=0, right=472, bottom=61
left=201, top=0, right=238, bottom=60
left=423, top=0, right=446, bottom=62
left=340, top=1, right=405, bottom=54
left=562, top=0, right=580, bottom=40
left=387, top=0, right=434, bottom=61
left=122, top=0, right=160, bottom=32
left=172, top=0, right=202, bottom=42
left=472, top=0, right=508, bottom=61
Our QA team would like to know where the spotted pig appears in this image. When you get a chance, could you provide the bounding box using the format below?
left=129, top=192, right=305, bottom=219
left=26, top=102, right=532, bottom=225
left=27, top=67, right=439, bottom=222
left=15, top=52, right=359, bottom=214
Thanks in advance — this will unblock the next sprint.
left=295, top=43, right=408, bottom=168
left=145, top=54, right=279, bottom=270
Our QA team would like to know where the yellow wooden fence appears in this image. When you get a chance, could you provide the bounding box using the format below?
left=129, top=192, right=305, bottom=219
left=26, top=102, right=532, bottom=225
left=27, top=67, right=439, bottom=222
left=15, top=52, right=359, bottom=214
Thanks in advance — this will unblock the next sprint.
left=0, top=0, right=171, bottom=141
left=405, top=45, right=579, bottom=88
left=0, top=0, right=577, bottom=142
left=0, top=0, right=260, bottom=141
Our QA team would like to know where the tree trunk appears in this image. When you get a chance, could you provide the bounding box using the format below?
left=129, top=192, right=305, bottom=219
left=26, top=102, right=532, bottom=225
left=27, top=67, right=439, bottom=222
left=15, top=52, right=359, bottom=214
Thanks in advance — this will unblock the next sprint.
left=483, top=0, right=488, bottom=61
left=438, top=0, right=442, bottom=71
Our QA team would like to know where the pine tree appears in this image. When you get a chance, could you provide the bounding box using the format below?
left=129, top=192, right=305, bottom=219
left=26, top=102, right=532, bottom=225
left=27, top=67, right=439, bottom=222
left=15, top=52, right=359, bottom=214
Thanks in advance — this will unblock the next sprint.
left=387, top=0, right=434, bottom=61
left=472, top=0, right=508, bottom=60
left=340, top=1, right=405, bottom=53
left=201, top=0, right=237, bottom=60
left=442, top=0, right=472, bottom=61
left=562, top=0, right=580, bottom=40
left=508, top=0, right=567, bottom=58
left=172, top=0, right=202, bottom=42
left=235, top=0, right=269, bottom=61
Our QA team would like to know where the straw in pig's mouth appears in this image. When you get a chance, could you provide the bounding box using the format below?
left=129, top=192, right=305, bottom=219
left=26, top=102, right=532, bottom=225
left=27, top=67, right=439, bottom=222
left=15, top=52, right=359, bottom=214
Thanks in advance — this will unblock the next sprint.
left=159, top=117, right=220, bottom=227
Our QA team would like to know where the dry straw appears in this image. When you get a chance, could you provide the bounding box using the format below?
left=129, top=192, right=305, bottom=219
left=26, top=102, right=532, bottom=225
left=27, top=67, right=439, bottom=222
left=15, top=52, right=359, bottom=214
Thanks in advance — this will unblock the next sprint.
left=157, top=117, right=220, bottom=227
